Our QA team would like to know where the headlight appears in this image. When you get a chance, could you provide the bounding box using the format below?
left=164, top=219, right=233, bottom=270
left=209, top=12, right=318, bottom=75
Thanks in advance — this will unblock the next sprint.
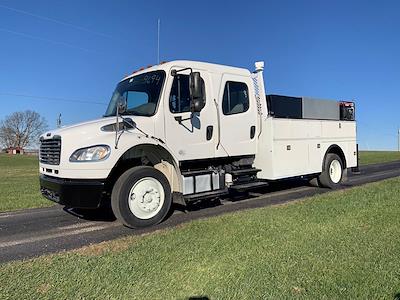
left=70, top=145, right=110, bottom=162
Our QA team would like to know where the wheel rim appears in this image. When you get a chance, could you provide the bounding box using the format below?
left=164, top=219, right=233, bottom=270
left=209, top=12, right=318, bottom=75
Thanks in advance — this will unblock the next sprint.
left=329, top=159, right=342, bottom=184
left=128, top=177, right=165, bottom=220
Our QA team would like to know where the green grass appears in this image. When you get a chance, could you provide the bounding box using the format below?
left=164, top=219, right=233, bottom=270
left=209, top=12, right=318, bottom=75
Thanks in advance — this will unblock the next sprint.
left=0, top=154, right=52, bottom=212
left=1, top=178, right=400, bottom=299
left=0, top=151, right=399, bottom=212
left=359, top=150, right=400, bottom=165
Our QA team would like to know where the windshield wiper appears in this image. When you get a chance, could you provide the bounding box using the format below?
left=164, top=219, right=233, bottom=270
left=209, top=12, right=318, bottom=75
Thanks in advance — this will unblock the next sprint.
left=114, top=106, right=155, bottom=149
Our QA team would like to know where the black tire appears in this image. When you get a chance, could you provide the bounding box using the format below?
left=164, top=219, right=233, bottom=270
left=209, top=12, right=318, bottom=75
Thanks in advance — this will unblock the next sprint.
left=111, top=166, right=172, bottom=228
left=318, top=153, right=344, bottom=189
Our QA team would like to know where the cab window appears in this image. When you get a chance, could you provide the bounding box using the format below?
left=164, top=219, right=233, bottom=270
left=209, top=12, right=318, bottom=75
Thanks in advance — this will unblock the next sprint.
left=169, top=75, right=191, bottom=113
left=222, top=81, right=249, bottom=115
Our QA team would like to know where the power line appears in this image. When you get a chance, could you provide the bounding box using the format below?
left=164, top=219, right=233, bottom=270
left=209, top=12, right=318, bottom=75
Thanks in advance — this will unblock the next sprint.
left=0, top=93, right=107, bottom=106
left=0, top=3, right=112, bottom=39
left=0, top=28, right=96, bottom=53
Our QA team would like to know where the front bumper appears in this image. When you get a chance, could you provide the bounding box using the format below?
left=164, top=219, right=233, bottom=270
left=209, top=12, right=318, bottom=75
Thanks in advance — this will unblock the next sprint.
left=40, top=174, right=106, bottom=208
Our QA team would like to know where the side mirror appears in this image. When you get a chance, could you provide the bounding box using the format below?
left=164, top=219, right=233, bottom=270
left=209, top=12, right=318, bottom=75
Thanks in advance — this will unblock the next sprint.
left=189, top=72, right=205, bottom=113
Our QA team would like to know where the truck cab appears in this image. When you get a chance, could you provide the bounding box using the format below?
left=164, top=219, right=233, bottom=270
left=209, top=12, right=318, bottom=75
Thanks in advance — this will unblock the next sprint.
left=39, top=60, right=357, bottom=228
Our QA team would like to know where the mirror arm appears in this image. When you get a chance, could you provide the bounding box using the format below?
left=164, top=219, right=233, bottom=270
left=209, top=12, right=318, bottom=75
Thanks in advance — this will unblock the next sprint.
left=171, top=67, right=193, bottom=76
left=174, top=115, right=191, bottom=124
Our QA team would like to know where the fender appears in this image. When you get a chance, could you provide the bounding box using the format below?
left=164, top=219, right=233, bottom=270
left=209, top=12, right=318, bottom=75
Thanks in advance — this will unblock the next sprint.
left=109, top=141, right=183, bottom=193
left=322, top=144, right=347, bottom=170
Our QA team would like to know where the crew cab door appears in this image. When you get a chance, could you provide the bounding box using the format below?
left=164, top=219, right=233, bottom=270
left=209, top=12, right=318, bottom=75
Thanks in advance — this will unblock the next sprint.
left=164, top=67, right=217, bottom=161
left=216, top=74, right=257, bottom=157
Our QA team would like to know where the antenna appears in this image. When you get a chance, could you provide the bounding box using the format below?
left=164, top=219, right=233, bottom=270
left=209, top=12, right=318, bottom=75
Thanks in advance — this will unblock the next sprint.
left=157, top=18, right=160, bottom=64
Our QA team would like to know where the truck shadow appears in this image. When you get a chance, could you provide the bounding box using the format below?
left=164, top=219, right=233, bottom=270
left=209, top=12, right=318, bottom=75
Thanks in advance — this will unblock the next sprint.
left=63, top=207, right=116, bottom=222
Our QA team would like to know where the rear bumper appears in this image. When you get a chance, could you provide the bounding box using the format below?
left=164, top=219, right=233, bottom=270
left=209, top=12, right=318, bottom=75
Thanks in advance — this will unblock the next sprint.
left=40, top=174, right=105, bottom=208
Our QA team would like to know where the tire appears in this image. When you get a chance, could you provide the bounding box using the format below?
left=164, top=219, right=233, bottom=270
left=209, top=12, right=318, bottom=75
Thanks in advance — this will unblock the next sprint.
left=111, top=166, right=172, bottom=228
left=318, top=153, right=344, bottom=189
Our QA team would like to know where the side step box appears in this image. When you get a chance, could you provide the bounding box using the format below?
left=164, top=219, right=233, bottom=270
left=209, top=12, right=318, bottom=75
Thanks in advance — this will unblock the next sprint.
left=229, top=181, right=269, bottom=192
left=184, top=188, right=229, bottom=201
left=230, top=168, right=261, bottom=176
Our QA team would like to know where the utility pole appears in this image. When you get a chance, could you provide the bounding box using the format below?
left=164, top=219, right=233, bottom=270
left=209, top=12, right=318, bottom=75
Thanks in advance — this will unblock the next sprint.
left=398, top=127, right=400, bottom=152
left=56, top=114, right=62, bottom=128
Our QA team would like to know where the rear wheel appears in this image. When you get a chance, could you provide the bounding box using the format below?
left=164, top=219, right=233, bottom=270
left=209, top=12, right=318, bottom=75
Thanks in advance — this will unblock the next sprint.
left=111, top=166, right=172, bottom=228
left=318, top=153, right=344, bottom=189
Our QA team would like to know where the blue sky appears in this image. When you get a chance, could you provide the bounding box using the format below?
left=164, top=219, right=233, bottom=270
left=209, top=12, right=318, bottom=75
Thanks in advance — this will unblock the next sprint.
left=0, top=0, right=399, bottom=150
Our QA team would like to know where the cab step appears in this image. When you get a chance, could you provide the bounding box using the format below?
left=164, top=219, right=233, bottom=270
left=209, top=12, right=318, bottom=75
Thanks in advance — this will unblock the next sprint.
left=229, top=180, right=269, bottom=192
left=230, top=168, right=261, bottom=176
left=184, top=188, right=229, bottom=201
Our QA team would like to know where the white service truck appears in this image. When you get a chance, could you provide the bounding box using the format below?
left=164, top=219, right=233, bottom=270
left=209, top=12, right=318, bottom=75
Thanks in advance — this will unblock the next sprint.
left=39, top=60, right=357, bottom=228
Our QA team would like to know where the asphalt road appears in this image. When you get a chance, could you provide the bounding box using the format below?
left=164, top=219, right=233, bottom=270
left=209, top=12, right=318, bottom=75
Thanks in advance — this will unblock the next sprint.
left=1, top=161, right=399, bottom=264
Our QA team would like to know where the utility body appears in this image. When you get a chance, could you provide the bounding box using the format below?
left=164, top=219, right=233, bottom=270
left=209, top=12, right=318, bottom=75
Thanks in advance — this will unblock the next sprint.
left=39, top=60, right=357, bottom=228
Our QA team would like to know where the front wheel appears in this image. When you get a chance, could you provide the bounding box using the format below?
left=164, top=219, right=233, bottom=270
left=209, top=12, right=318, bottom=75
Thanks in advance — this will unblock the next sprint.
left=111, top=166, right=172, bottom=228
left=318, top=153, right=344, bottom=189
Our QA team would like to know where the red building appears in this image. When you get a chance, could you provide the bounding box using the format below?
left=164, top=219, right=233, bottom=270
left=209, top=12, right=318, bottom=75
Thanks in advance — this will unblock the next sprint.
left=6, top=147, right=24, bottom=155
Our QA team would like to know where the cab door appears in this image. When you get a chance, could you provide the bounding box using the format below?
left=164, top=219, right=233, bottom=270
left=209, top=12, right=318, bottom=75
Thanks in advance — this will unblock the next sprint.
left=216, top=74, right=257, bottom=157
left=164, top=67, right=217, bottom=161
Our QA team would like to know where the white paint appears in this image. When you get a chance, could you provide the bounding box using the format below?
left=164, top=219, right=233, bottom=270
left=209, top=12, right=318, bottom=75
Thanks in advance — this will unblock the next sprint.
left=0, top=214, right=12, bottom=219
left=0, top=207, right=59, bottom=219
left=39, top=60, right=357, bottom=195
left=0, top=224, right=118, bottom=249
left=57, top=221, right=100, bottom=230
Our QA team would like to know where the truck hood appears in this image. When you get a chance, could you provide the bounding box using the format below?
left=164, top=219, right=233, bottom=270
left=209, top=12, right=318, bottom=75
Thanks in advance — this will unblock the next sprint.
left=41, top=116, right=155, bottom=140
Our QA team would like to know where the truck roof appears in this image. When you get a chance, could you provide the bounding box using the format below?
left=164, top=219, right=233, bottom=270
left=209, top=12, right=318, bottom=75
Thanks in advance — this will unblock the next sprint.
left=121, top=60, right=251, bottom=82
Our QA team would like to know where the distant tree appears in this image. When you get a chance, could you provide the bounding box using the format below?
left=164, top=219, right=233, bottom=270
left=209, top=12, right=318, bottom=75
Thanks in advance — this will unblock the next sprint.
left=0, top=110, right=48, bottom=149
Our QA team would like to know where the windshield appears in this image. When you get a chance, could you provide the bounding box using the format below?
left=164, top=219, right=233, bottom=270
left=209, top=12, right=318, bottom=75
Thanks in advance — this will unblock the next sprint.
left=104, top=70, right=165, bottom=117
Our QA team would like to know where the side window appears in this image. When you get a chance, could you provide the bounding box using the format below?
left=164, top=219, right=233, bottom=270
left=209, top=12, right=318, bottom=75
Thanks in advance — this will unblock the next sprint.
left=169, top=75, right=191, bottom=113
left=222, top=81, right=249, bottom=115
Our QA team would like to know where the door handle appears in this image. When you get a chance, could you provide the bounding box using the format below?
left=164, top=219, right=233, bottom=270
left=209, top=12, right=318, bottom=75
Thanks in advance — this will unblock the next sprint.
left=213, top=99, right=221, bottom=149
left=250, top=126, right=256, bottom=139
left=206, top=125, right=213, bottom=141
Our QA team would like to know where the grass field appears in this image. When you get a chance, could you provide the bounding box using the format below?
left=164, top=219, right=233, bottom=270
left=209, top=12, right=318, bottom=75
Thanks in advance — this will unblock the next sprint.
left=0, top=154, right=50, bottom=211
left=0, top=151, right=399, bottom=213
left=1, top=177, right=400, bottom=299
left=359, top=151, right=400, bottom=165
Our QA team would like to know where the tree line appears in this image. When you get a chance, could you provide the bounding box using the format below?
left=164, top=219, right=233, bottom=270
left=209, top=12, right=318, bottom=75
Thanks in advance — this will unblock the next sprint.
left=0, top=111, right=48, bottom=150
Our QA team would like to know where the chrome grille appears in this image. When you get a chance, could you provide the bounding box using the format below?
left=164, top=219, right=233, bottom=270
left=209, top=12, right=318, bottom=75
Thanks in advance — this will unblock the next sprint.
left=40, top=137, right=61, bottom=165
